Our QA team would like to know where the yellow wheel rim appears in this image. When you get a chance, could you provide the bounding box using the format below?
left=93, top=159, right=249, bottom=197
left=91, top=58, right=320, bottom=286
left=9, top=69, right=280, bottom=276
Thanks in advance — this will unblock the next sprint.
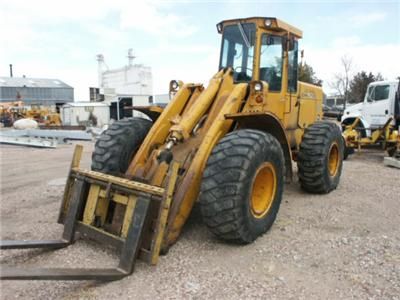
left=250, top=162, right=277, bottom=219
left=328, top=142, right=340, bottom=177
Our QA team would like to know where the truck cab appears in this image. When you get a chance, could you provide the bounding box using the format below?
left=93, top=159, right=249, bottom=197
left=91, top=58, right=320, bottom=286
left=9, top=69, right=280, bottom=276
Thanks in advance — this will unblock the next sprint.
left=342, top=80, right=400, bottom=135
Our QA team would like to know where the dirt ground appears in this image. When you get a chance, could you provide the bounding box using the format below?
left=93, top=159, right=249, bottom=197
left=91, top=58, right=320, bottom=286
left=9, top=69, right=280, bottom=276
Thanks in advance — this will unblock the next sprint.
left=0, top=141, right=399, bottom=299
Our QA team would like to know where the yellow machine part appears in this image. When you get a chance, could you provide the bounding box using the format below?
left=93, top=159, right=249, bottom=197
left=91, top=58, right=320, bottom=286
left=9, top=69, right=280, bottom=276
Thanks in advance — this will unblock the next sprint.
left=60, top=16, right=325, bottom=257
left=124, top=69, right=248, bottom=247
left=343, top=117, right=400, bottom=151
left=124, top=17, right=323, bottom=249
left=0, top=17, right=348, bottom=282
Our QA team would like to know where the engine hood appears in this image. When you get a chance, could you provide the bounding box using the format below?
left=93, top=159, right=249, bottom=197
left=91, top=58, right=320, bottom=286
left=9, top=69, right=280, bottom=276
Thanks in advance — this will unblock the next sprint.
left=341, top=102, right=363, bottom=121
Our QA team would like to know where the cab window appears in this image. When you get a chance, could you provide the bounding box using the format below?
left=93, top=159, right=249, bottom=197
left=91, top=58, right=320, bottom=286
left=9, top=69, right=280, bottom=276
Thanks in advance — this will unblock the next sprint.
left=260, top=34, right=283, bottom=92
left=288, top=40, right=298, bottom=93
left=367, top=85, right=390, bottom=102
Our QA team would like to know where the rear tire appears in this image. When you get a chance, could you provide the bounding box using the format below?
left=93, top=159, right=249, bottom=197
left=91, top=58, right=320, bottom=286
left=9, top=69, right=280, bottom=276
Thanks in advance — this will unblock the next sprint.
left=199, top=129, right=285, bottom=244
left=91, top=117, right=152, bottom=175
left=298, top=121, right=344, bottom=193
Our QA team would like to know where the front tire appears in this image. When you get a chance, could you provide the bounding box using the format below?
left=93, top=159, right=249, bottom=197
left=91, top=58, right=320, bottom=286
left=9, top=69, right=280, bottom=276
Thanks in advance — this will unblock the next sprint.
left=199, top=129, right=285, bottom=244
left=298, top=121, right=344, bottom=193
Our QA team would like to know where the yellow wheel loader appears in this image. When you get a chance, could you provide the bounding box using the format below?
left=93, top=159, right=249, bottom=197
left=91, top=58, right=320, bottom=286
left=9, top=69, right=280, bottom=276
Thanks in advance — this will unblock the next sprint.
left=1, top=17, right=344, bottom=280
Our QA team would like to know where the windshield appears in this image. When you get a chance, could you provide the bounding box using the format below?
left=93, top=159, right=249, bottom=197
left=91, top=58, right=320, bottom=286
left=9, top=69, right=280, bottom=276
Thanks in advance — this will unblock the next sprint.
left=219, top=23, right=256, bottom=82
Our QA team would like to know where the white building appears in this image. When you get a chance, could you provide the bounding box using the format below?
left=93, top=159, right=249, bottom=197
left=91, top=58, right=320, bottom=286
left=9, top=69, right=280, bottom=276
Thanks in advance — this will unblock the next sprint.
left=101, top=66, right=152, bottom=96
left=97, top=49, right=152, bottom=101
left=96, top=49, right=153, bottom=119
left=61, top=102, right=110, bottom=127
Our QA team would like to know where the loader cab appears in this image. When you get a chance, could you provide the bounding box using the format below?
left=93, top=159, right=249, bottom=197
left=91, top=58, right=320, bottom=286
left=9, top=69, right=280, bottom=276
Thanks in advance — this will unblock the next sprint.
left=217, top=17, right=302, bottom=93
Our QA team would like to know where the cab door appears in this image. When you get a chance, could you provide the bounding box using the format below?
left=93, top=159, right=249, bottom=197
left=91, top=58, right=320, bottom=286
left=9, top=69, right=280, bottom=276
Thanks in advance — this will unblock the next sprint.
left=284, top=38, right=299, bottom=128
left=258, top=34, right=285, bottom=120
left=362, top=84, right=391, bottom=128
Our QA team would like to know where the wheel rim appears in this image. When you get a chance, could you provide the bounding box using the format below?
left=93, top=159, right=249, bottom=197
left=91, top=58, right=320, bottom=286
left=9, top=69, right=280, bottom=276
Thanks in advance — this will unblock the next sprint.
left=250, top=162, right=277, bottom=219
left=328, top=142, right=340, bottom=177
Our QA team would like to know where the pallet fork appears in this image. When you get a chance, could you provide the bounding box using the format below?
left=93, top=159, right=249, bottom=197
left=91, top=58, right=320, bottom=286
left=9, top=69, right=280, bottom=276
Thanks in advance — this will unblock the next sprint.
left=0, top=145, right=179, bottom=280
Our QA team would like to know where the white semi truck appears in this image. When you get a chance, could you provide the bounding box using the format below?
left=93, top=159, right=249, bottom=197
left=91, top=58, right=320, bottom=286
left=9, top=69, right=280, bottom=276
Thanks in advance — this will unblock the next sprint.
left=341, top=80, right=400, bottom=136
left=341, top=80, right=400, bottom=159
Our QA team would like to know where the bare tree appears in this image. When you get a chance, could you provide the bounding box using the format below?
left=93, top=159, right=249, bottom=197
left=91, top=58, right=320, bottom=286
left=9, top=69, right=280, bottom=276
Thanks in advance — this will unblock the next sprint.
left=330, top=55, right=353, bottom=109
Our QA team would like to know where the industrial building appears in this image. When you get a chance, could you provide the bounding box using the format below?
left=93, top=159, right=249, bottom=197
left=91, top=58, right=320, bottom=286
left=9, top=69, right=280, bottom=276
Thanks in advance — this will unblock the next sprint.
left=94, top=49, right=153, bottom=119
left=0, top=76, right=74, bottom=106
left=97, top=49, right=152, bottom=98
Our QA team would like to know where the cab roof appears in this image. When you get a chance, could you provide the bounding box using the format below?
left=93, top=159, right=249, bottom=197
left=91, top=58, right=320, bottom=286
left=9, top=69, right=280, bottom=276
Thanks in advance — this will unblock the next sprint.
left=368, top=80, right=399, bottom=86
left=217, top=17, right=303, bottom=38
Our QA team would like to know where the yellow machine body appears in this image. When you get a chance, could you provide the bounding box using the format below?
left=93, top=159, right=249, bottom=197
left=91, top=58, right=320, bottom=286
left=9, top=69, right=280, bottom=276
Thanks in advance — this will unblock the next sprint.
left=60, top=17, right=323, bottom=252
left=1, top=18, right=329, bottom=281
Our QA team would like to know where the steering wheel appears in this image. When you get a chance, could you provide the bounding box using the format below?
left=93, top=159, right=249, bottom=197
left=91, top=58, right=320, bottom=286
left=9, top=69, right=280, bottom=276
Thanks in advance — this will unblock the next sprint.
left=234, top=66, right=253, bottom=74
left=234, top=67, right=253, bottom=81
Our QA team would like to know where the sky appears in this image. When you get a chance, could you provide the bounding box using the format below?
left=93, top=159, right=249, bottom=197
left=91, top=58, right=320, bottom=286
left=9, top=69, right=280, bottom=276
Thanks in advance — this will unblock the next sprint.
left=0, top=0, right=399, bottom=101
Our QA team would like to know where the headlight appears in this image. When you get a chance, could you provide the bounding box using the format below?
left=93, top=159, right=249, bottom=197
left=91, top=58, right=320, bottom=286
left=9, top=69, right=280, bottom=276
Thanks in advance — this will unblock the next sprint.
left=265, top=19, right=272, bottom=27
left=254, top=82, right=263, bottom=92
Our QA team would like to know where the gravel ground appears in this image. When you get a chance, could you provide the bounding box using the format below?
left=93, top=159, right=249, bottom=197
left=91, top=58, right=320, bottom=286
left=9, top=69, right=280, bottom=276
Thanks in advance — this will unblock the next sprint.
left=0, top=141, right=399, bottom=299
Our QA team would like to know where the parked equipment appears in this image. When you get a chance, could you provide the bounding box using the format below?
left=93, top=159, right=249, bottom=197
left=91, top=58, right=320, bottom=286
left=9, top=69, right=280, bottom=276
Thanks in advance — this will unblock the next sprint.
left=342, top=80, right=400, bottom=158
left=0, top=101, right=24, bottom=127
left=342, top=117, right=400, bottom=158
left=0, top=102, right=62, bottom=127
left=1, top=17, right=344, bottom=281
left=342, top=80, right=400, bottom=135
left=25, top=105, right=62, bottom=126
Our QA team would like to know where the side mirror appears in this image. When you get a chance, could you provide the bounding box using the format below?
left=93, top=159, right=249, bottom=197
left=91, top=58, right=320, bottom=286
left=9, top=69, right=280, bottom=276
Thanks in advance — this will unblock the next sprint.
left=283, top=36, right=295, bottom=51
left=282, top=36, right=287, bottom=51
left=288, top=37, right=295, bottom=51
